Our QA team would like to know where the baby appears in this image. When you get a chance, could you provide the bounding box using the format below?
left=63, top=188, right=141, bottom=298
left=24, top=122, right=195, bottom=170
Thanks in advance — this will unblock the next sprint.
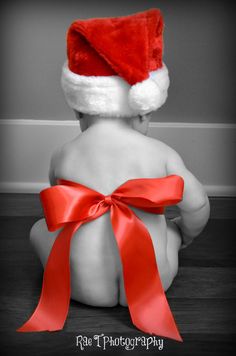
left=27, top=9, right=210, bottom=336
left=31, top=111, right=210, bottom=305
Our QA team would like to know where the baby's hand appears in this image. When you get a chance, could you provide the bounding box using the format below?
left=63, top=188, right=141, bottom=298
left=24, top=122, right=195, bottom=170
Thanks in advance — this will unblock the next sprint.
left=171, top=216, right=195, bottom=249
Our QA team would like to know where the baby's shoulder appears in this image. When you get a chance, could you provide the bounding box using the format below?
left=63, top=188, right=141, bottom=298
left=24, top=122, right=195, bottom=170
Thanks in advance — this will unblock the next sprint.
left=144, top=135, right=176, bottom=160
left=50, top=137, right=80, bottom=169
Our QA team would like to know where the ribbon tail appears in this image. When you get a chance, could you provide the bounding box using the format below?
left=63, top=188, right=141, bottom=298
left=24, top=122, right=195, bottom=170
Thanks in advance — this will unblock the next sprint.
left=110, top=203, right=182, bottom=342
left=17, top=222, right=81, bottom=332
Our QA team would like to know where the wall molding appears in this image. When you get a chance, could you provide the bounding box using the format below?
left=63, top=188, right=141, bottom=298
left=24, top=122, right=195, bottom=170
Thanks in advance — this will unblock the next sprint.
left=0, top=120, right=235, bottom=196
left=0, top=182, right=235, bottom=197
left=1, top=119, right=235, bottom=129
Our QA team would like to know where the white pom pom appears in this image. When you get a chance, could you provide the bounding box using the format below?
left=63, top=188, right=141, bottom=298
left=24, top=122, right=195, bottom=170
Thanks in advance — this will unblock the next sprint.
left=151, top=64, right=170, bottom=91
left=128, top=78, right=162, bottom=113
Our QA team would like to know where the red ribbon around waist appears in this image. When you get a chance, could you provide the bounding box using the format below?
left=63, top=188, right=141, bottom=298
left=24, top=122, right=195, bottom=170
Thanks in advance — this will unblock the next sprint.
left=17, top=175, right=184, bottom=341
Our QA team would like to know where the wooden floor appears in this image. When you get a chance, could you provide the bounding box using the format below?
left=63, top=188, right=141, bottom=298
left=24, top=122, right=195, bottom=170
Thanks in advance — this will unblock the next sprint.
left=0, top=194, right=236, bottom=356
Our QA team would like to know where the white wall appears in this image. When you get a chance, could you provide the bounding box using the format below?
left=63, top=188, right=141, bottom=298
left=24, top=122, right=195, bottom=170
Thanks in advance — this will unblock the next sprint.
left=1, top=2, right=235, bottom=196
left=0, top=120, right=235, bottom=196
left=1, top=0, right=235, bottom=123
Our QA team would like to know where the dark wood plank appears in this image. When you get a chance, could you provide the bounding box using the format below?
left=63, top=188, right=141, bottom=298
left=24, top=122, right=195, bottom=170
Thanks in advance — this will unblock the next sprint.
left=167, top=196, right=236, bottom=220
left=168, top=267, right=236, bottom=298
left=2, top=296, right=235, bottom=338
left=0, top=193, right=43, bottom=217
left=0, top=194, right=236, bottom=356
left=1, top=194, right=236, bottom=219
left=1, top=217, right=236, bottom=267
left=179, top=219, right=236, bottom=267
left=0, top=216, right=39, bottom=239
left=0, top=331, right=234, bottom=356
left=208, top=197, right=236, bottom=220
left=1, top=246, right=236, bottom=299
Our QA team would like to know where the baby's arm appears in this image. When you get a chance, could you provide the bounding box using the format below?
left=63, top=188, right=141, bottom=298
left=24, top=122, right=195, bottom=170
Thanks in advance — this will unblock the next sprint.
left=166, top=148, right=210, bottom=248
left=48, top=149, right=60, bottom=186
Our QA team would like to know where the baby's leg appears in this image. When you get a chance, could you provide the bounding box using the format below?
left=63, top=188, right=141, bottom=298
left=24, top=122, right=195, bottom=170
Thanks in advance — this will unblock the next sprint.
left=166, top=218, right=182, bottom=286
left=30, top=218, right=59, bottom=267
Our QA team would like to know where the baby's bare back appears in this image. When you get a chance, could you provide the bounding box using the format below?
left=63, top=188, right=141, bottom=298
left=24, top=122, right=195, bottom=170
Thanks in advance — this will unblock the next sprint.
left=31, top=122, right=209, bottom=307
left=42, top=124, right=180, bottom=306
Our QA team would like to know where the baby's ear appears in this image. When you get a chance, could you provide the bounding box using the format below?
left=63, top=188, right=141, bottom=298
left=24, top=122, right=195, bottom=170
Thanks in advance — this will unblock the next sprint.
left=139, top=113, right=152, bottom=122
left=74, top=110, right=83, bottom=120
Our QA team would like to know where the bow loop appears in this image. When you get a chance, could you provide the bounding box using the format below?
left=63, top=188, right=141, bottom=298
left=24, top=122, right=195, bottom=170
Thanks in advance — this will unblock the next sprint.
left=113, top=175, right=184, bottom=212
left=40, top=181, right=105, bottom=231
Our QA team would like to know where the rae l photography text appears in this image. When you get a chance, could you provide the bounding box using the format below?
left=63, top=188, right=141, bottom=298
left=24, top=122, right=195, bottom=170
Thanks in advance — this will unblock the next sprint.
left=75, top=334, right=164, bottom=351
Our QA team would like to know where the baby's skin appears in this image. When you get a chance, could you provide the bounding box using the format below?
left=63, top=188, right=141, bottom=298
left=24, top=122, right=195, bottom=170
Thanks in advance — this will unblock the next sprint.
left=30, top=114, right=210, bottom=307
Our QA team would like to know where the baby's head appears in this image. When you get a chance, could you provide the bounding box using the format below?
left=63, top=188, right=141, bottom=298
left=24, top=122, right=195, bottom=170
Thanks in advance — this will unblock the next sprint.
left=61, top=9, right=169, bottom=133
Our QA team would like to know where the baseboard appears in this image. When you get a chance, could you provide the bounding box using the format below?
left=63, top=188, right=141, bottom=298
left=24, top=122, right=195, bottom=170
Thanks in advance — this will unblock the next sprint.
left=204, top=185, right=236, bottom=197
left=0, top=120, right=235, bottom=196
left=0, top=182, right=48, bottom=194
left=0, top=182, right=235, bottom=196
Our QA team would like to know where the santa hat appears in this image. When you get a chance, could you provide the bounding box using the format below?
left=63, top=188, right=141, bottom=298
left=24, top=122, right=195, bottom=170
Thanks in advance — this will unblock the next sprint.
left=61, top=8, right=170, bottom=117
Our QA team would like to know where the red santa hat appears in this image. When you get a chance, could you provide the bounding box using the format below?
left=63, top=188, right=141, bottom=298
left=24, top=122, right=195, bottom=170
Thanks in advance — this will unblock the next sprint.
left=61, top=8, right=170, bottom=117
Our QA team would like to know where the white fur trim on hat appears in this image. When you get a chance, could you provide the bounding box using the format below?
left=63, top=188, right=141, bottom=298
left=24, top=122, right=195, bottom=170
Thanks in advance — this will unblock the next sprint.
left=61, top=62, right=170, bottom=117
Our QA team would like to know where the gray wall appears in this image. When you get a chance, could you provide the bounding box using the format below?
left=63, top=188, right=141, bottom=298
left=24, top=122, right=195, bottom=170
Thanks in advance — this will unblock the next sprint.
left=1, top=0, right=235, bottom=123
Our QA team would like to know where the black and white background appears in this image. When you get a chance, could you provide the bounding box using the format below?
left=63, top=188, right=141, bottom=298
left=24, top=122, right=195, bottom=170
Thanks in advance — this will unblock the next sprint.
left=0, top=0, right=235, bottom=355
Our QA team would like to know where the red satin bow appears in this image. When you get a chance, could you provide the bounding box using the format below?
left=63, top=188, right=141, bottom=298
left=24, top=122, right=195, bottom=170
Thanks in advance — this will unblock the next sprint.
left=17, top=175, right=184, bottom=341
